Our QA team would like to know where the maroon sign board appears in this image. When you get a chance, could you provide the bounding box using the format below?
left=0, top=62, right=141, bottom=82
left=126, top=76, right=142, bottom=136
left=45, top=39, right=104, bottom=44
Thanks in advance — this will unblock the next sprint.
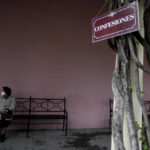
left=92, top=1, right=140, bottom=43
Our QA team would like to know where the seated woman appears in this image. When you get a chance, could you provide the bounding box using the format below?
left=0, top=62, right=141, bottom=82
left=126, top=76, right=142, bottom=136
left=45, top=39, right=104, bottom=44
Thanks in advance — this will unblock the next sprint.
left=0, top=86, right=16, bottom=142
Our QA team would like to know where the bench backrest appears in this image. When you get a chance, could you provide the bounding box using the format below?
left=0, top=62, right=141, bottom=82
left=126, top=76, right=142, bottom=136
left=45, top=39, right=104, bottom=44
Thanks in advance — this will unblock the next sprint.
left=15, top=98, right=31, bottom=114
left=30, top=98, right=66, bottom=112
left=14, top=97, right=66, bottom=114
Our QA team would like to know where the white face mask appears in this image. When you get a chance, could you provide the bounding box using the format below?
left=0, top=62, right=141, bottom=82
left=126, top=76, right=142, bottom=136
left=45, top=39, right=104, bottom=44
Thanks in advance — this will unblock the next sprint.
left=1, top=91, right=5, bottom=96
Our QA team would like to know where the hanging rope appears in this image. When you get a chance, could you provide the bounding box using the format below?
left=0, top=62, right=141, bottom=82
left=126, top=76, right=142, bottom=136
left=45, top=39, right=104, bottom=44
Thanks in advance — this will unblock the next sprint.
left=95, top=0, right=110, bottom=17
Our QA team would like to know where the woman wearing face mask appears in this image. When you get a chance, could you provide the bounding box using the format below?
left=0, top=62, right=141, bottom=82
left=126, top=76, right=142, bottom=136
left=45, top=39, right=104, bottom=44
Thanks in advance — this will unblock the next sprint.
left=0, top=86, right=16, bottom=142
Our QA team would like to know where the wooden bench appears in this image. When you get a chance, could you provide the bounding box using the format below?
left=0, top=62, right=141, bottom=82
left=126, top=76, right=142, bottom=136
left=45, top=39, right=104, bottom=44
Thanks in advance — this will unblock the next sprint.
left=13, top=97, right=68, bottom=137
left=109, top=99, right=150, bottom=130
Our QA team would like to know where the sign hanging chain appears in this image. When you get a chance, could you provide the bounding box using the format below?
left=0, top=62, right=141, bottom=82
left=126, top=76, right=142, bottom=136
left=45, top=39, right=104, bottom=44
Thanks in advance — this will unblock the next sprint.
left=95, top=0, right=110, bottom=17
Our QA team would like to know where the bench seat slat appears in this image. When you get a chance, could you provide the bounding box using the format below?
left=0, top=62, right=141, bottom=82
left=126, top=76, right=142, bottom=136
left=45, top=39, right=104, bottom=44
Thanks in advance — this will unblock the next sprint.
left=29, top=115, right=67, bottom=119
left=13, top=115, right=29, bottom=119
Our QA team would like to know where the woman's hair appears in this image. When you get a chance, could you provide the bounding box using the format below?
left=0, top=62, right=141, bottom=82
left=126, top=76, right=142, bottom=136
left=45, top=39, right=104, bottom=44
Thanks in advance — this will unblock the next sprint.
left=3, top=86, right=11, bottom=97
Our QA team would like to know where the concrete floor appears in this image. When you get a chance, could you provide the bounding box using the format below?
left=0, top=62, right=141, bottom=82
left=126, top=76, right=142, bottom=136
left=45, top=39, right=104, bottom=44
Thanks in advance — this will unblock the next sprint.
left=0, top=129, right=111, bottom=150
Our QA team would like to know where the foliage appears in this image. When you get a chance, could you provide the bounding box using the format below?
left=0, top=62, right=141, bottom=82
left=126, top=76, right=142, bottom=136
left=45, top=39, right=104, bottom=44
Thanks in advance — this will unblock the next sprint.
left=136, top=122, right=150, bottom=150
left=129, top=85, right=145, bottom=97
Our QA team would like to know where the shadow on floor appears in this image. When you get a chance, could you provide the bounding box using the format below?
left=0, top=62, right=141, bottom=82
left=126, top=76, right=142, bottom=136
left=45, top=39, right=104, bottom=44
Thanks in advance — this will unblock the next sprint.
left=0, top=129, right=111, bottom=150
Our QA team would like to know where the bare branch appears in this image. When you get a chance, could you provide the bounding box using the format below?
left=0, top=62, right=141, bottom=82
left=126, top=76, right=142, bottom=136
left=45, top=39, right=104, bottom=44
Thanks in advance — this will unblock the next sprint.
left=107, top=39, right=117, bottom=52
left=124, top=0, right=130, bottom=5
left=112, top=64, right=125, bottom=150
left=118, top=37, right=139, bottom=150
left=128, top=36, right=150, bottom=74
left=117, top=38, right=128, bottom=63
left=133, top=31, right=150, bottom=51
left=144, top=0, right=150, bottom=12
left=134, top=61, right=150, bottom=147
left=109, top=0, right=118, bottom=11
left=117, top=0, right=122, bottom=8
left=133, top=31, right=150, bottom=65
left=144, top=5, right=150, bottom=45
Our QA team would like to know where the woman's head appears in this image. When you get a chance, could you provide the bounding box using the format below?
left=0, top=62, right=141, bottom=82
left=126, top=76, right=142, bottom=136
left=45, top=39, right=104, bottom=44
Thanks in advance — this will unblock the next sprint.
left=2, top=86, right=11, bottom=97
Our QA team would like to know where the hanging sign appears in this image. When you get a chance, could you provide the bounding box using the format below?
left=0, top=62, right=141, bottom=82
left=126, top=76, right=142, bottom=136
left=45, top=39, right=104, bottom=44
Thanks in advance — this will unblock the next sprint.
left=92, top=1, right=140, bottom=43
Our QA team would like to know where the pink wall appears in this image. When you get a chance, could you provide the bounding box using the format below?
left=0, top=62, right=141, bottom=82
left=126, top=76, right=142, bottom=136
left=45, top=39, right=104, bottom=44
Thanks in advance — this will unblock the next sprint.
left=0, top=0, right=149, bottom=129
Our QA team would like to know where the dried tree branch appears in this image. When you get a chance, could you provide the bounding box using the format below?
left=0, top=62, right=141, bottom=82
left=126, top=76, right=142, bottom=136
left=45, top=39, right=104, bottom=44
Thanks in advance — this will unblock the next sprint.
left=144, top=1, right=150, bottom=44
left=112, top=56, right=125, bottom=150
left=134, top=62, right=150, bottom=147
left=109, top=0, right=118, bottom=11
left=144, top=0, right=149, bottom=9
left=124, top=0, right=130, bottom=5
left=133, top=31, right=150, bottom=65
left=144, top=1, right=150, bottom=66
left=128, top=34, right=150, bottom=147
left=128, top=36, right=150, bottom=74
left=118, top=37, right=139, bottom=150
left=107, top=39, right=117, bottom=52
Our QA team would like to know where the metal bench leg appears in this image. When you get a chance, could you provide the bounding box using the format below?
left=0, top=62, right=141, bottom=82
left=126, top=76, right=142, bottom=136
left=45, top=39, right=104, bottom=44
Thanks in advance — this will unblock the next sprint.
left=63, top=119, right=65, bottom=131
left=26, top=119, right=30, bottom=138
left=109, top=115, right=111, bottom=130
left=65, top=118, right=68, bottom=136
